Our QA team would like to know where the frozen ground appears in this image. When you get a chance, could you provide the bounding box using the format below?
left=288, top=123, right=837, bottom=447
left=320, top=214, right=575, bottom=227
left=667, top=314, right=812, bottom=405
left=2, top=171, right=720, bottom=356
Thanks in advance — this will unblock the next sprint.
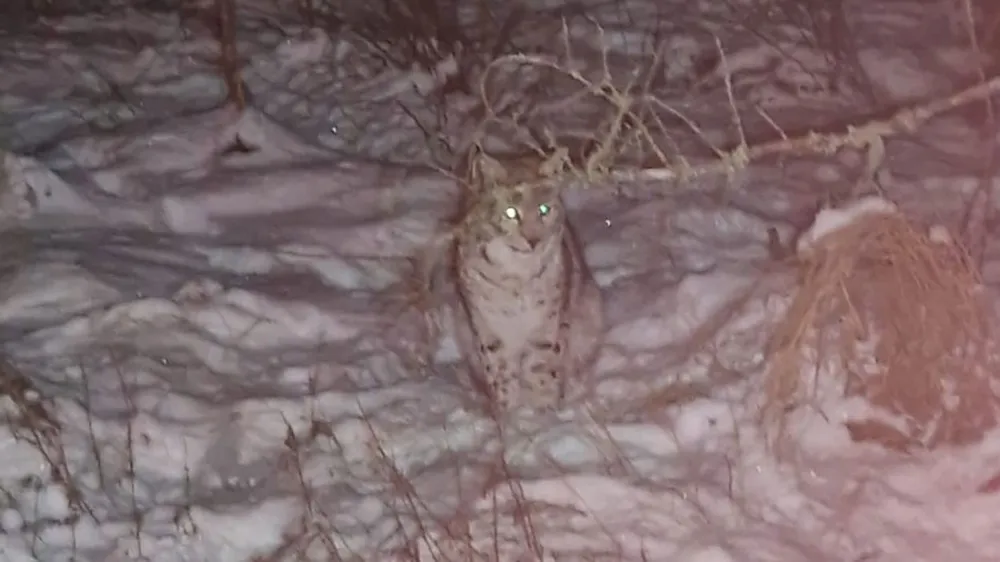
left=1, top=1, right=1000, bottom=561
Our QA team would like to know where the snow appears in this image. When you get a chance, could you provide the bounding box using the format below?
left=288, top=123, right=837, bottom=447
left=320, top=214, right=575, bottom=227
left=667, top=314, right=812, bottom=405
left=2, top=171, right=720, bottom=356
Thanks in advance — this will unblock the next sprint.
left=0, top=1, right=999, bottom=561
left=795, top=196, right=899, bottom=256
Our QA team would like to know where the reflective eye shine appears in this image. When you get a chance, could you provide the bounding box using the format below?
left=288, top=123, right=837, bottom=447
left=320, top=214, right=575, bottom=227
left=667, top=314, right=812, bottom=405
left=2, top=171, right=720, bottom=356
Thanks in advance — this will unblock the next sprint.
left=504, top=206, right=520, bottom=220
left=538, top=203, right=551, bottom=217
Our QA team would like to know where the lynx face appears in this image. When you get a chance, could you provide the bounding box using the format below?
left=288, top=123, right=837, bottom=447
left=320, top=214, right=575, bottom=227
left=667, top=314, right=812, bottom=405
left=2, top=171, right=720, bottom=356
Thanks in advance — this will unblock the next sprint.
left=469, top=181, right=565, bottom=257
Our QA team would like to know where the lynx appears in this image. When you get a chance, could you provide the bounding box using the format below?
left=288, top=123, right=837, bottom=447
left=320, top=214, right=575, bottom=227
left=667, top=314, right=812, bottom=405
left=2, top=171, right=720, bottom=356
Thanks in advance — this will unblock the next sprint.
left=447, top=152, right=604, bottom=411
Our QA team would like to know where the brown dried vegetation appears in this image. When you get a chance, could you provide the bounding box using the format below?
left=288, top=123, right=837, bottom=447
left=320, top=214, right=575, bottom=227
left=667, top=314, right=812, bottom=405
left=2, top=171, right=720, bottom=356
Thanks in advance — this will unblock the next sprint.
left=764, top=209, right=999, bottom=451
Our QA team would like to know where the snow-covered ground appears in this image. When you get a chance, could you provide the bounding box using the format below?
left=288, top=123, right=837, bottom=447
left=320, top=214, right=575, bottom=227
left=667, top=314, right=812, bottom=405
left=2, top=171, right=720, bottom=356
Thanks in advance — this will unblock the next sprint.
left=1, top=1, right=1000, bottom=561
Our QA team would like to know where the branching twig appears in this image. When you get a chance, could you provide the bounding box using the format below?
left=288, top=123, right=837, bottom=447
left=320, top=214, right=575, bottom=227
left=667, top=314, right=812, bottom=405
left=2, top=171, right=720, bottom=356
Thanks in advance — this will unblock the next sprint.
left=216, top=0, right=246, bottom=111
left=958, top=0, right=997, bottom=268
left=482, top=35, right=1000, bottom=186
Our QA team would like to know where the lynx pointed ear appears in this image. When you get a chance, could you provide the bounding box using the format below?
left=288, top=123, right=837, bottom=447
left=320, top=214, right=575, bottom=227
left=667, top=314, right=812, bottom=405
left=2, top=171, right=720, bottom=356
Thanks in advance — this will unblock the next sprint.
left=472, top=153, right=507, bottom=185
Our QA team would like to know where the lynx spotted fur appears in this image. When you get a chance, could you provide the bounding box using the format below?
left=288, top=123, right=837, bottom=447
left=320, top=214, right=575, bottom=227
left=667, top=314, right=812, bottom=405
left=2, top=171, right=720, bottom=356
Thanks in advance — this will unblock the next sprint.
left=450, top=153, right=604, bottom=411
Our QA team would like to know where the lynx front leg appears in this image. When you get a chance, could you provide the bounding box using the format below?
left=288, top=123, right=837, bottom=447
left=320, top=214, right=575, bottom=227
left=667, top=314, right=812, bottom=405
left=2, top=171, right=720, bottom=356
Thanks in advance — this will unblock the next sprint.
left=518, top=338, right=567, bottom=410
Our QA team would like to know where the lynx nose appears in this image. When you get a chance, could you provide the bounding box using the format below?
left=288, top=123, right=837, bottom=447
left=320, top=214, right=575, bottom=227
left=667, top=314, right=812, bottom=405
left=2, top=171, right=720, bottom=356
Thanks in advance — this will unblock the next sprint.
left=520, top=222, right=544, bottom=249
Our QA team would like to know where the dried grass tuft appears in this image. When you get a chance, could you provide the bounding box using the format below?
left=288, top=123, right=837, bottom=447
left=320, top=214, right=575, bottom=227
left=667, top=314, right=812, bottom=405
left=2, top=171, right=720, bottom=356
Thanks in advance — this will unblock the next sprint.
left=764, top=208, right=999, bottom=450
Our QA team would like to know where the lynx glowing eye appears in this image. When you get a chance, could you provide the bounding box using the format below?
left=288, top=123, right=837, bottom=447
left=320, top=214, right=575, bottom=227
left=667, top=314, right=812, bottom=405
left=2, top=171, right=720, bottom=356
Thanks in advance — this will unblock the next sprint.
left=538, top=204, right=551, bottom=216
left=504, top=206, right=519, bottom=220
